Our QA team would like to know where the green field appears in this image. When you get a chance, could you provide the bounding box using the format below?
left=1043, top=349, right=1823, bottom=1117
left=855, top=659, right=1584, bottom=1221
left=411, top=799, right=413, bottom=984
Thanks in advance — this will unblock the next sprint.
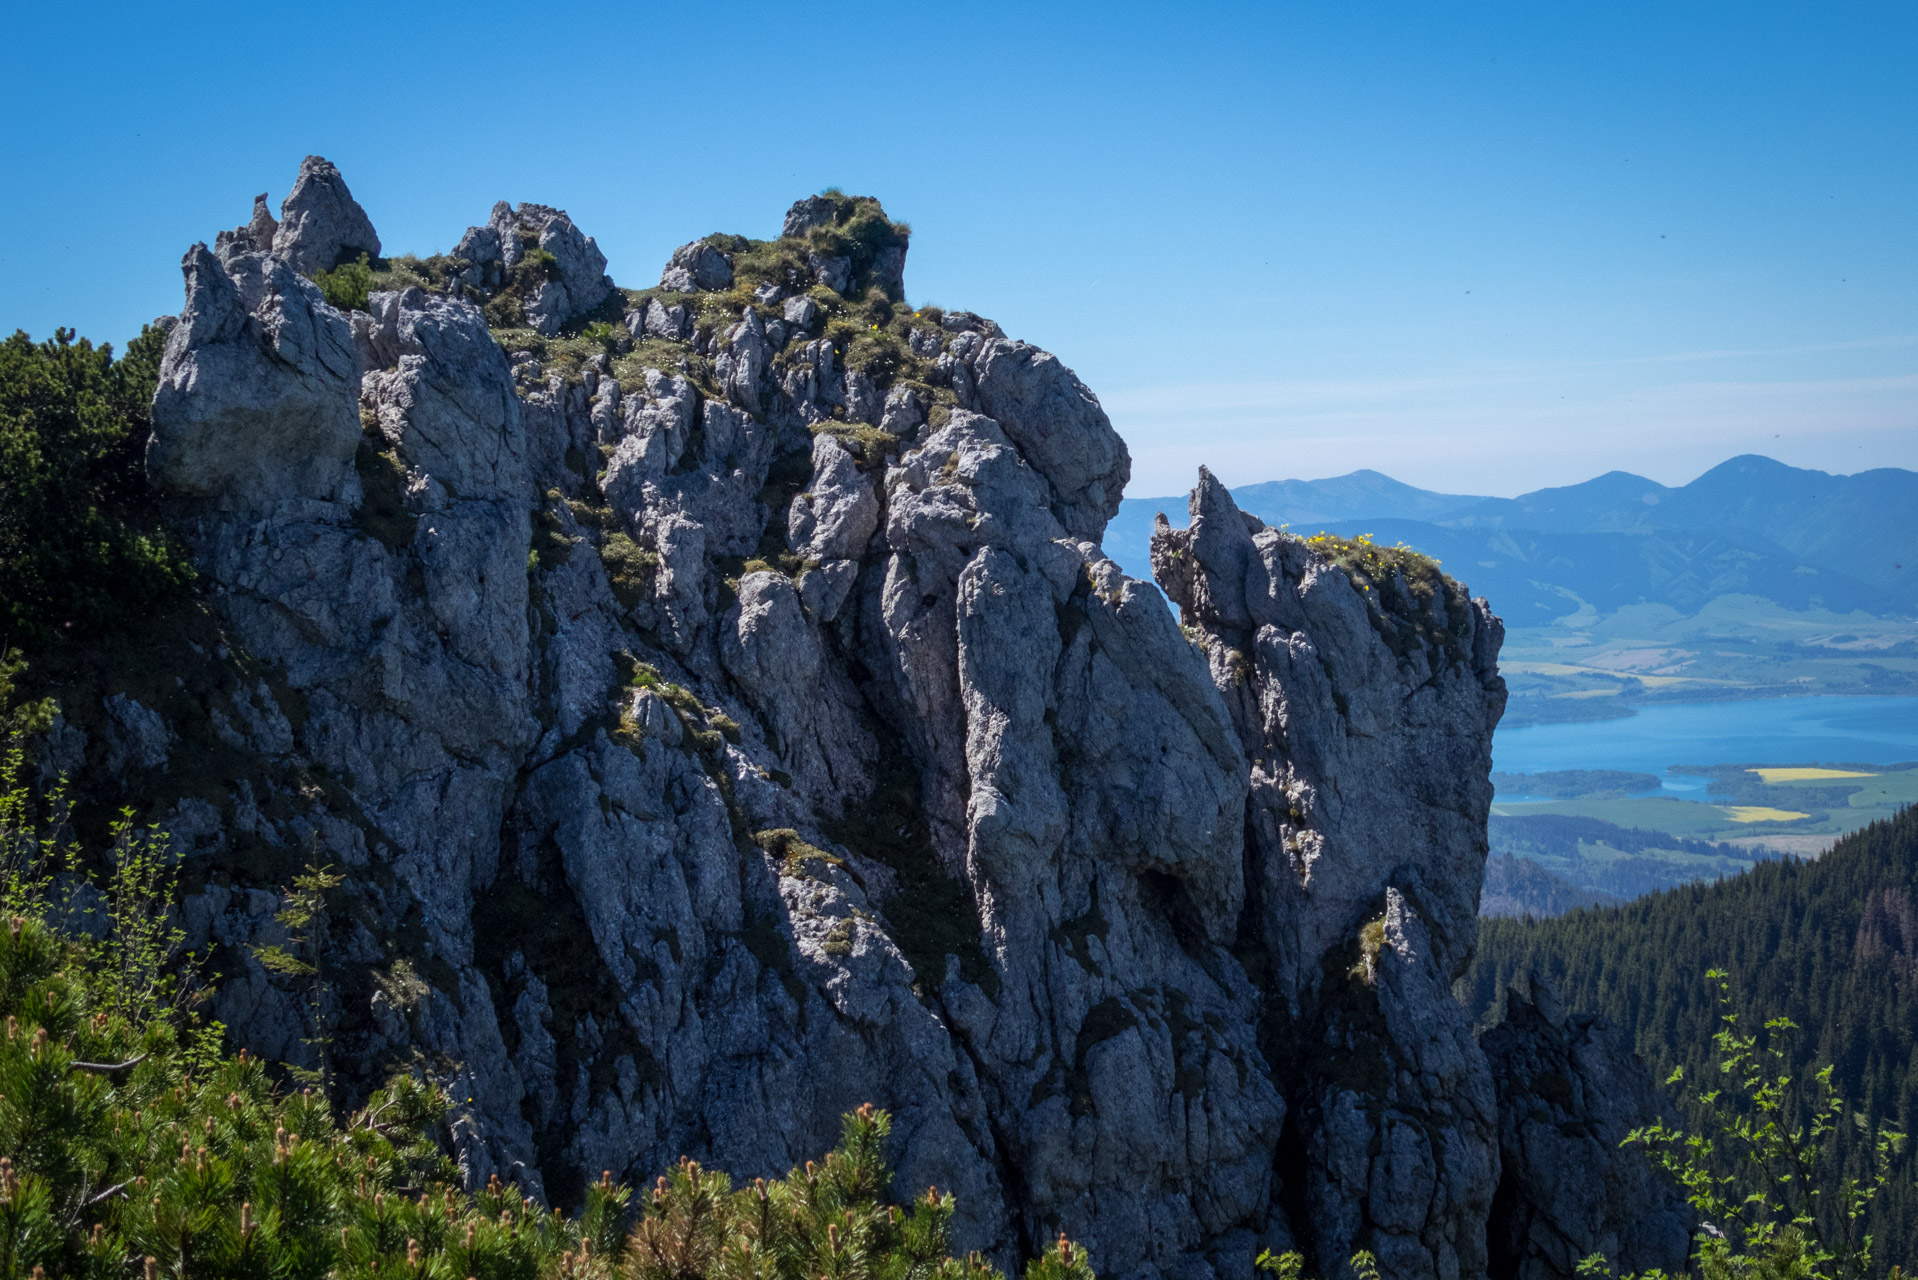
left=1492, top=794, right=1763, bottom=836
left=1500, top=595, right=1918, bottom=725
left=1825, top=765, right=1918, bottom=810
left=1493, top=761, right=1918, bottom=840
left=1484, top=761, right=1918, bottom=914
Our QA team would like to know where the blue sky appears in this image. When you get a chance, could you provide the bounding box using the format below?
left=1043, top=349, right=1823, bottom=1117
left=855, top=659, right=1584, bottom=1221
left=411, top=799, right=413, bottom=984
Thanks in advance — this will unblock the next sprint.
left=3, top=1, right=1913, bottom=497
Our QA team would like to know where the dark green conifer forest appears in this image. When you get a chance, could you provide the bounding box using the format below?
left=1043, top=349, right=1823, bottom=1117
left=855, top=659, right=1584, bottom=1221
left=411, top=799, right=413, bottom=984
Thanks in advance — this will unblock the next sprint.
left=0, top=327, right=195, bottom=651
left=1464, top=806, right=1918, bottom=1274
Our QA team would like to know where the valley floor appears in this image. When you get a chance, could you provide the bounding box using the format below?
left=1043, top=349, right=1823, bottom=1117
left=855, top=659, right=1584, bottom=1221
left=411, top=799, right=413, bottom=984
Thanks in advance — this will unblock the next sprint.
left=1500, top=597, right=1918, bottom=726
left=1483, top=727, right=1918, bottom=916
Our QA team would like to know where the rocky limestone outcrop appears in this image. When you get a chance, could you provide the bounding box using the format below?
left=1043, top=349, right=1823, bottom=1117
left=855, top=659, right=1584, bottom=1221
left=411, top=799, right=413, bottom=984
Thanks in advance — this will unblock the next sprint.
left=148, top=242, right=362, bottom=508
left=660, top=241, right=735, bottom=293
left=37, top=157, right=1684, bottom=1280
left=1151, top=473, right=1508, bottom=1280
left=453, top=201, right=615, bottom=334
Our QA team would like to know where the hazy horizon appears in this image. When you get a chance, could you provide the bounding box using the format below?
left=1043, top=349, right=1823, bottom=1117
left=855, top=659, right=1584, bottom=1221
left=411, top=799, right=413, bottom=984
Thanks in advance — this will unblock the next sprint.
left=1122, top=451, right=1916, bottom=504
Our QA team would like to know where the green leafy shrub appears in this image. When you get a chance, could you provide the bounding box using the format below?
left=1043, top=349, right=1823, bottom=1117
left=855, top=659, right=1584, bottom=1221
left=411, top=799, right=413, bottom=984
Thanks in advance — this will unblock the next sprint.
left=1255, top=1248, right=1380, bottom=1280
left=0, top=327, right=196, bottom=650
left=1576, top=971, right=1909, bottom=1280
left=578, top=321, right=622, bottom=350
left=310, top=255, right=374, bottom=313
left=246, top=859, right=345, bottom=1091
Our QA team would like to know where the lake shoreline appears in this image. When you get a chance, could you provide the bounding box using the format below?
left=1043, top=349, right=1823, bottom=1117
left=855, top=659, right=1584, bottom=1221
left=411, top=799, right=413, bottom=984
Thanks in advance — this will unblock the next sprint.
left=1503, top=687, right=1918, bottom=728
left=1494, top=692, right=1918, bottom=775
left=1491, top=693, right=1918, bottom=845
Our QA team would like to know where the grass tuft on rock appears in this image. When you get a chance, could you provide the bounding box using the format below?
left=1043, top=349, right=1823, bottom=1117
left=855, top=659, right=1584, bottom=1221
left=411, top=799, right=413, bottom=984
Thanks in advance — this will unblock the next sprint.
left=1300, top=531, right=1474, bottom=665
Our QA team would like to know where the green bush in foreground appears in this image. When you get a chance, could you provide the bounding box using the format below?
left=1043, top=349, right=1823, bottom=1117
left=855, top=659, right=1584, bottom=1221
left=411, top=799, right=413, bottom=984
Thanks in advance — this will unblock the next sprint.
left=0, top=715, right=1093, bottom=1280
left=1578, top=971, right=1907, bottom=1280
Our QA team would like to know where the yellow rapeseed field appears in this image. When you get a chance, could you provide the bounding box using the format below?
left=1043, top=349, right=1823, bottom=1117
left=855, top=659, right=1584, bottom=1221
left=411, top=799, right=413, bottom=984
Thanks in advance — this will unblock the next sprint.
left=1748, top=767, right=1877, bottom=783
left=1722, top=805, right=1813, bottom=823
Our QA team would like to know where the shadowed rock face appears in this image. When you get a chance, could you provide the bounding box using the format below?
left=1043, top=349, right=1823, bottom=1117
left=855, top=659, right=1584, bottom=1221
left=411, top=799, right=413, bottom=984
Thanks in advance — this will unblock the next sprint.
left=68, top=157, right=1672, bottom=1280
left=1479, top=977, right=1694, bottom=1280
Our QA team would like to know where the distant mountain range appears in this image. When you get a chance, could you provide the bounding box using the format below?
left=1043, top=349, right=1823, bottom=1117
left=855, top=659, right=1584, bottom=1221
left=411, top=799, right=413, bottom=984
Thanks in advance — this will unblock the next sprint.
left=1107, top=455, right=1918, bottom=623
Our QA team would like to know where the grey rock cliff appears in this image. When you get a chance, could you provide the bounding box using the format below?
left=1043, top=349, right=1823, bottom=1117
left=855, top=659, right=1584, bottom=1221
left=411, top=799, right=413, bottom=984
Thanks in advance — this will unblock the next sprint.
left=1151, top=471, right=1508, bottom=1280
left=54, top=167, right=1680, bottom=1280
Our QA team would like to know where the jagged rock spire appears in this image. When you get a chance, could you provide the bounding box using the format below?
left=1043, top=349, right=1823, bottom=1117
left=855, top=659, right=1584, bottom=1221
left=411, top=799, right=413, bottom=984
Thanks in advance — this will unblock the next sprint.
left=271, top=155, right=381, bottom=274
left=454, top=200, right=613, bottom=334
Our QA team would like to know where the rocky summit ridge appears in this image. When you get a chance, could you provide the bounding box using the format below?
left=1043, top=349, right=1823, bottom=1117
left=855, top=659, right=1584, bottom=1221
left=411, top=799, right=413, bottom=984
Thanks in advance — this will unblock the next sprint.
left=38, top=156, right=1688, bottom=1280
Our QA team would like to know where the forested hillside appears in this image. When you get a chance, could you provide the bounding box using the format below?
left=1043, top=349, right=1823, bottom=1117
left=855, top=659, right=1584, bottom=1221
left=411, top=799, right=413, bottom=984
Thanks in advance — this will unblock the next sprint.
left=1463, top=805, right=1918, bottom=1271
left=1486, top=813, right=1773, bottom=907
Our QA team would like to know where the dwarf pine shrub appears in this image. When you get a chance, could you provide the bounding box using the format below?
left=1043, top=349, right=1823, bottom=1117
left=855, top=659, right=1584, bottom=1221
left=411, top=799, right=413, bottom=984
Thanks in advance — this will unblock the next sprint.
left=0, top=901, right=1088, bottom=1280
left=0, top=327, right=196, bottom=650
left=311, top=255, right=374, bottom=313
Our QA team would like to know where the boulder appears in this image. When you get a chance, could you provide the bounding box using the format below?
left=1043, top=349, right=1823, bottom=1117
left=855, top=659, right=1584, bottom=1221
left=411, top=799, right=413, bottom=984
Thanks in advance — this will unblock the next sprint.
left=787, top=434, right=880, bottom=561
left=660, top=241, right=734, bottom=292
left=782, top=194, right=839, bottom=238
left=271, top=155, right=382, bottom=275
left=806, top=252, right=851, bottom=294
left=634, top=297, right=692, bottom=341
left=783, top=294, right=818, bottom=328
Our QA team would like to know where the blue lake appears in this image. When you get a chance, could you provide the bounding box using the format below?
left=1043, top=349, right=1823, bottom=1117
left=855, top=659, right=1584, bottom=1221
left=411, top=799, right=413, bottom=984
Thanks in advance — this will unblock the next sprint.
left=1493, top=696, right=1918, bottom=796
